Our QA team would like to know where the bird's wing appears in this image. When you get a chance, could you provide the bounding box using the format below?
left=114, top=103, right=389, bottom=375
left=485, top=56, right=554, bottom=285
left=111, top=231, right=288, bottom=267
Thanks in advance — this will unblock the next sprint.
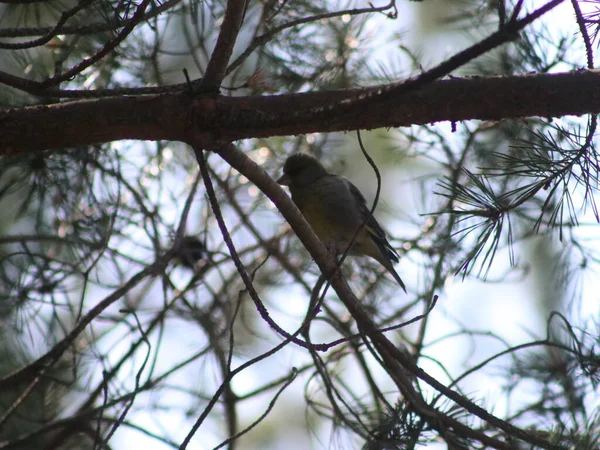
left=313, top=175, right=406, bottom=291
left=345, top=179, right=400, bottom=264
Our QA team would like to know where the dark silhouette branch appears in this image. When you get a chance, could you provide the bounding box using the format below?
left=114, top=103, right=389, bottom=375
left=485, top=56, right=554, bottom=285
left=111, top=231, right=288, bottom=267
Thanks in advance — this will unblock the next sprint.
left=211, top=142, right=563, bottom=449
left=2, top=70, right=599, bottom=155
left=198, top=0, right=247, bottom=89
left=0, top=252, right=173, bottom=389
left=41, top=0, right=152, bottom=87
left=0, top=0, right=182, bottom=38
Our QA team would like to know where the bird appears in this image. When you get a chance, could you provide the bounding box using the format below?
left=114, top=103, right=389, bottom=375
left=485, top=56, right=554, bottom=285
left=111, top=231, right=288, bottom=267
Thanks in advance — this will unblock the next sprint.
left=175, top=235, right=208, bottom=269
left=277, top=153, right=406, bottom=292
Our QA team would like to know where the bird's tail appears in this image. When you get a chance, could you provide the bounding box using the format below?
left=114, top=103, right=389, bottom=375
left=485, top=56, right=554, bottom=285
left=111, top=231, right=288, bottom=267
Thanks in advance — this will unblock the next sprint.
left=364, top=222, right=406, bottom=292
left=381, top=256, right=407, bottom=293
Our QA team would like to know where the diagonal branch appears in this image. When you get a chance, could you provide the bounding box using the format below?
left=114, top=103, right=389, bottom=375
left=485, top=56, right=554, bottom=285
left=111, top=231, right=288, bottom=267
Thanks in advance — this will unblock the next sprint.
left=41, top=0, right=151, bottom=87
left=214, top=143, right=564, bottom=449
left=0, top=252, right=173, bottom=389
left=0, top=0, right=181, bottom=38
left=198, top=0, right=247, bottom=89
left=194, top=146, right=314, bottom=350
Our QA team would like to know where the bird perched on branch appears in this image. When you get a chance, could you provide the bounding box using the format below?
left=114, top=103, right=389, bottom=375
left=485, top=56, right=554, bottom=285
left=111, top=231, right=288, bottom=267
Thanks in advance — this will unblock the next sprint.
left=277, top=153, right=406, bottom=292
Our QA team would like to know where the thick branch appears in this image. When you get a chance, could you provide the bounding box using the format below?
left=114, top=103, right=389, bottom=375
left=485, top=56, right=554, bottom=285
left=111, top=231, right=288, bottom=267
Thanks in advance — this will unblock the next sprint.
left=212, top=143, right=562, bottom=449
left=199, top=0, right=246, bottom=88
left=2, top=70, right=600, bottom=155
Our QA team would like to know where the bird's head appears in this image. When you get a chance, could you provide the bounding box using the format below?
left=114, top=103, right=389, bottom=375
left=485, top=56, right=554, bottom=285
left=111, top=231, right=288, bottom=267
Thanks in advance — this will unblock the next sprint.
left=277, top=153, right=329, bottom=188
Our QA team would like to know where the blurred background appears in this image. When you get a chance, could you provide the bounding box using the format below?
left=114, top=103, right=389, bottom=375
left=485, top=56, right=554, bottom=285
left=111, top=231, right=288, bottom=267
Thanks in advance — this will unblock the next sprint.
left=0, top=0, right=598, bottom=448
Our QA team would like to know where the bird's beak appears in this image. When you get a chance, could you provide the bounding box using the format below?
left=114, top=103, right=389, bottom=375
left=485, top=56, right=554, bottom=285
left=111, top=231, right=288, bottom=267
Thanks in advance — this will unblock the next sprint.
left=277, top=174, right=291, bottom=186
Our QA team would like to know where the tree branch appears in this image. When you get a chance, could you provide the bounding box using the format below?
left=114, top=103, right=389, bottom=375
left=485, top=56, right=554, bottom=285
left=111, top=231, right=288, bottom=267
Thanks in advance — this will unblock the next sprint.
left=2, top=70, right=600, bottom=155
left=198, top=0, right=247, bottom=89
left=212, top=143, right=562, bottom=449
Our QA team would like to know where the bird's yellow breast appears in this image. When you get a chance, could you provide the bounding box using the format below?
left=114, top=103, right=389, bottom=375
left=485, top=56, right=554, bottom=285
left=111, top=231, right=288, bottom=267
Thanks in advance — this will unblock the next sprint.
left=290, top=181, right=360, bottom=253
left=297, top=199, right=337, bottom=242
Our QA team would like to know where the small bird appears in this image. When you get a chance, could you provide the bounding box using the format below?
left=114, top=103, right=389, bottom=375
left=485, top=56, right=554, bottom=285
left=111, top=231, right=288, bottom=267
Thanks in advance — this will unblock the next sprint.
left=175, top=235, right=208, bottom=269
left=277, top=153, right=406, bottom=292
